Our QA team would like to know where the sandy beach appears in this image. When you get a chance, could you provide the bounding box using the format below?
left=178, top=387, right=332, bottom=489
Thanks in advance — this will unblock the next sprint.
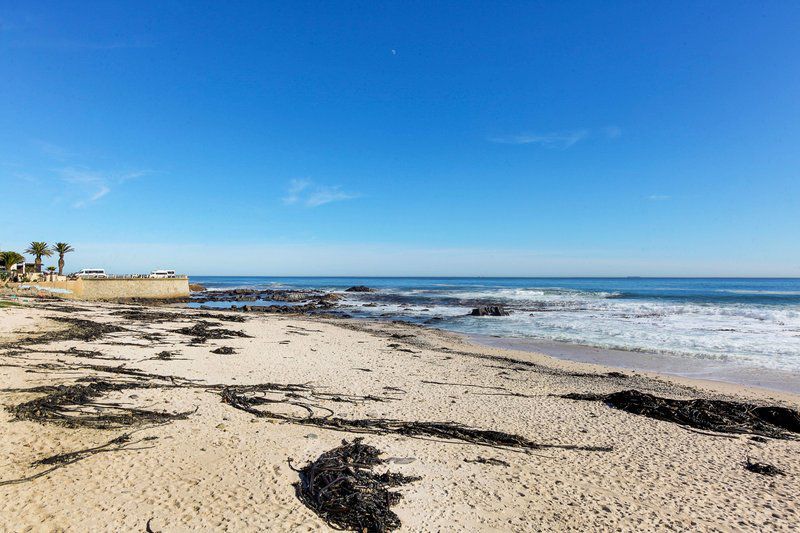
left=1, top=298, right=798, bottom=532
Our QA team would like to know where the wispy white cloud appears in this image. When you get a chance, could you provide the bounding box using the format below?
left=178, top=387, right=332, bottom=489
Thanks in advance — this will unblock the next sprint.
left=489, top=130, right=589, bottom=149
left=306, top=187, right=357, bottom=207
left=282, top=179, right=311, bottom=205
left=490, top=126, right=623, bottom=148
left=12, top=139, right=150, bottom=207
left=283, top=179, right=358, bottom=207
left=647, top=194, right=671, bottom=201
left=59, top=166, right=148, bottom=208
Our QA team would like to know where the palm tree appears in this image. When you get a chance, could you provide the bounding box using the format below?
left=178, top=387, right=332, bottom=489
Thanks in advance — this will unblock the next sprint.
left=53, top=242, right=75, bottom=276
left=25, top=242, right=52, bottom=273
left=2, top=251, right=24, bottom=283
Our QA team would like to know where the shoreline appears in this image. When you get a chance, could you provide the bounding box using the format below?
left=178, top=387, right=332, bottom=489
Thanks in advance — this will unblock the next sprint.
left=1, top=298, right=798, bottom=530
left=466, top=333, right=800, bottom=396
left=182, top=276, right=800, bottom=395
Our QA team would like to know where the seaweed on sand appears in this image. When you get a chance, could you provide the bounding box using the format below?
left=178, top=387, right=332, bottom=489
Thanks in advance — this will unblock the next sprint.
left=211, top=347, right=236, bottom=355
left=744, top=457, right=785, bottom=476
left=219, top=383, right=397, bottom=420
left=111, top=309, right=186, bottom=322
left=8, top=381, right=194, bottom=429
left=221, top=386, right=611, bottom=452
left=174, top=321, right=251, bottom=344
left=9, top=317, right=125, bottom=347
left=290, top=438, right=419, bottom=532
left=0, top=432, right=158, bottom=487
left=194, top=312, right=247, bottom=323
left=562, top=389, right=800, bottom=439
left=3, top=346, right=117, bottom=360
left=148, top=350, right=181, bottom=361
left=463, top=457, right=510, bottom=467
left=111, top=308, right=246, bottom=323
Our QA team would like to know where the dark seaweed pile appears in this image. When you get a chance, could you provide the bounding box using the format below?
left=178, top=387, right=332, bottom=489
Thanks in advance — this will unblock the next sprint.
left=562, top=389, right=800, bottom=439
left=174, top=321, right=251, bottom=344
left=8, top=317, right=125, bottom=347
left=8, top=380, right=193, bottom=429
left=210, top=347, right=236, bottom=355
left=291, top=438, right=419, bottom=532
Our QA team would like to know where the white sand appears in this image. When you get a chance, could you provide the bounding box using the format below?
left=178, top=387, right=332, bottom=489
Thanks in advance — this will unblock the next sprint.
left=0, top=299, right=798, bottom=531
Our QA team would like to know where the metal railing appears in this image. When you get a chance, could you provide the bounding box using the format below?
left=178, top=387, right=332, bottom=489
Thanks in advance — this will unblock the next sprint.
left=68, top=274, right=189, bottom=279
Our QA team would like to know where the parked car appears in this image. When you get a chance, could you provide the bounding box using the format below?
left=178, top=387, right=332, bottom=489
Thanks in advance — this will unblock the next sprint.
left=74, top=269, right=107, bottom=279
left=149, top=269, right=177, bottom=278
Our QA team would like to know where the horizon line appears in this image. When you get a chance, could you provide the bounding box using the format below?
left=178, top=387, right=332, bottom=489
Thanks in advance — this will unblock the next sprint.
left=186, top=275, right=800, bottom=280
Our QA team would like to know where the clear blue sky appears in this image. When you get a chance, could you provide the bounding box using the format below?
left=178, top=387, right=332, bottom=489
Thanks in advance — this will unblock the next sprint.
left=1, top=1, right=799, bottom=276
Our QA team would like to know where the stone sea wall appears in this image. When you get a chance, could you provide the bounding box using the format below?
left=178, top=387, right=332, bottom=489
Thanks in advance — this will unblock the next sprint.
left=21, top=277, right=190, bottom=301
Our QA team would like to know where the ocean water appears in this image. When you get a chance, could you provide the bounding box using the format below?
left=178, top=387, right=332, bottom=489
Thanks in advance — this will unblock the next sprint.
left=189, top=277, right=800, bottom=375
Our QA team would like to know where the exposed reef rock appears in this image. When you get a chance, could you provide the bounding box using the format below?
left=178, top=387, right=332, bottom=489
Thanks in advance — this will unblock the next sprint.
left=470, top=306, right=510, bottom=317
left=345, top=286, right=375, bottom=293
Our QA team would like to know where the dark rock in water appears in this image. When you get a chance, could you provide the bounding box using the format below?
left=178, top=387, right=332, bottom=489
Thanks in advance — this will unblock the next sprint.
left=470, top=306, right=509, bottom=317
left=192, top=288, right=338, bottom=304
left=240, top=302, right=328, bottom=314
left=345, top=285, right=375, bottom=292
left=362, top=303, right=378, bottom=307
left=188, top=283, right=207, bottom=292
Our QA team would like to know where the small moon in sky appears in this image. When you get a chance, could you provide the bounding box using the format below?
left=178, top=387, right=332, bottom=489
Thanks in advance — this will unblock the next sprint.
left=391, top=49, right=396, bottom=55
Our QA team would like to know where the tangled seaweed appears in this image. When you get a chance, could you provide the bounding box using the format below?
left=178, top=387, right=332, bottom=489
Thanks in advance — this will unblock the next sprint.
left=195, top=312, right=247, bottom=323
left=744, top=457, right=785, bottom=476
left=562, top=389, right=800, bottom=439
left=463, top=457, right=510, bottom=467
left=147, top=350, right=181, bottom=361
left=290, top=438, right=419, bottom=532
left=211, top=347, right=236, bottom=355
left=174, top=321, right=251, bottom=344
left=8, top=317, right=125, bottom=347
left=3, top=346, right=117, bottom=361
left=8, top=381, right=193, bottom=429
left=0, top=432, right=158, bottom=487
left=222, top=386, right=610, bottom=452
left=112, top=309, right=246, bottom=324
left=111, top=310, right=186, bottom=322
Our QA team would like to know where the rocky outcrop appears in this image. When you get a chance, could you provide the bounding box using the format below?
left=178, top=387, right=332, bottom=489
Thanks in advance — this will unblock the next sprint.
left=469, top=306, right=509, bottom=317
left=237, top=302, right=331, bottom=314
left=345, top=286, right=375, bottom=293
left=192, top=289, right=338, bottom=304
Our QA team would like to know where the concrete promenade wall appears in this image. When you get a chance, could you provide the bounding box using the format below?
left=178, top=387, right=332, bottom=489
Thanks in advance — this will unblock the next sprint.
left=22, top=277, right=190, bottom=301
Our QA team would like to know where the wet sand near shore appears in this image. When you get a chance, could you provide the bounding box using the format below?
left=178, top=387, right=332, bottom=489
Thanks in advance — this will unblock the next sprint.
left=471, top=334, right=800, bottom=395
left=1, top=299, right=798, bottom=531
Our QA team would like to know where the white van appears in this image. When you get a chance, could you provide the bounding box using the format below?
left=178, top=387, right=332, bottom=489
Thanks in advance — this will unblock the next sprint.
left=149, top=269, right=177, bottom=278
left=75, top=269, right=107, bottom=278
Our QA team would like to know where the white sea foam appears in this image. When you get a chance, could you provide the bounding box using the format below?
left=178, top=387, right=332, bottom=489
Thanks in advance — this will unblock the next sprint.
left=717, top=289, right=800, bottom=295
left=342, top=286, right=800, bottom=372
